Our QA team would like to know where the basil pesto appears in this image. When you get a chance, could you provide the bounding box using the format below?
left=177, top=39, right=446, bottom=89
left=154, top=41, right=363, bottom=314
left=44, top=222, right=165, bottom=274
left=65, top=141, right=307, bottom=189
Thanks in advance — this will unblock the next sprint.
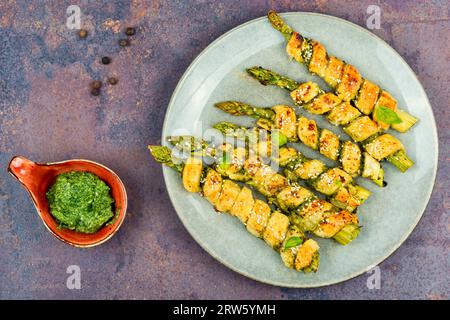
left=46, top=171, right=114, bottom=233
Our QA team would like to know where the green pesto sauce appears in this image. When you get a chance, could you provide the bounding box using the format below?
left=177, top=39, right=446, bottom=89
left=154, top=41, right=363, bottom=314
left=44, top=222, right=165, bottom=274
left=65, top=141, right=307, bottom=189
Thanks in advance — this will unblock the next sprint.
left=46, top=171, right=114, bottom=234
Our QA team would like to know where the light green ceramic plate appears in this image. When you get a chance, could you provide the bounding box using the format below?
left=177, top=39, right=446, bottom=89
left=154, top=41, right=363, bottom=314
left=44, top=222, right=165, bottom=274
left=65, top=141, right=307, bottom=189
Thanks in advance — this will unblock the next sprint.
left=161, top=12, right=438, bottom=287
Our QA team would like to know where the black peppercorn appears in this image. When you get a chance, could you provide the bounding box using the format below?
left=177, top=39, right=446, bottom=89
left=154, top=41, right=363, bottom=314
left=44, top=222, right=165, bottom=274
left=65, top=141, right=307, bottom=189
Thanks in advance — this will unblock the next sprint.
left=382, top=181, right=388, bottom=187
left=90, top=80, right=102, bottom=89
left=125, top=27, right=136, bottom=36
left=91, top=80, right=102, bottom=89
left=119, top=39, right=130, bottom=47
left=91, top=88, right=100, bottom=96
left=108, top=77, right=118, bottom=85
left=101, top=56, right=111, bottom=65
left=78, top=29, right=88, bottom=38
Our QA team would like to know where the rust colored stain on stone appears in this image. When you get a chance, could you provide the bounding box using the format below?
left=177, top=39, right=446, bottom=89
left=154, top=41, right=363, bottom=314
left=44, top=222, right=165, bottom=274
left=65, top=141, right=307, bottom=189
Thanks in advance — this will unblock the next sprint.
left=0, top=0, right=449, bottom=299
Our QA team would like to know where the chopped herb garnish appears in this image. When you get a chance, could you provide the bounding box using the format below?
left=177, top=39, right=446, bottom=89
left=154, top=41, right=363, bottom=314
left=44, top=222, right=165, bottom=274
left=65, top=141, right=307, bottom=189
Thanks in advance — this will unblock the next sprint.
left=284, top=236, right=303, bottom=250
left=375, top=105, right=402, bottom=124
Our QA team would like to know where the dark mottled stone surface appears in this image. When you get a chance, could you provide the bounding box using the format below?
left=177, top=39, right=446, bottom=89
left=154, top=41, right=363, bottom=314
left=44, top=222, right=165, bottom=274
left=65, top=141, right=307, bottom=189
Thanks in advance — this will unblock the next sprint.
left=0, top=0, right=448, bottom=299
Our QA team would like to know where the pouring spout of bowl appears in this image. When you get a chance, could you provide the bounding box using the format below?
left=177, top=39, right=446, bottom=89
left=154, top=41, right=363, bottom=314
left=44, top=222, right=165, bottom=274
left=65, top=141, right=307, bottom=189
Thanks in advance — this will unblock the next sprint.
left=8, top=156, right=49, bottom=201
left=9, top=156, right=37, bottom=179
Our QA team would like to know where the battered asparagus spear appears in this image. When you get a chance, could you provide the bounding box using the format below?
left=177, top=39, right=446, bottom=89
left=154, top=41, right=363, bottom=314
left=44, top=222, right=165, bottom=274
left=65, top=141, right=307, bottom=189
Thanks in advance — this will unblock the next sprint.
left=149, top=145, right=320, bottom=272
left=266, top=10, right=418, bottom=133
left=247, top=66, right=418, bottom=139
left=247, top=67, right=416, bottom=156
left=215, top=100, right=413, bottom=174
left=167, top=136, right=361, bottom=245
left=171, top=131, right=370, bottom=212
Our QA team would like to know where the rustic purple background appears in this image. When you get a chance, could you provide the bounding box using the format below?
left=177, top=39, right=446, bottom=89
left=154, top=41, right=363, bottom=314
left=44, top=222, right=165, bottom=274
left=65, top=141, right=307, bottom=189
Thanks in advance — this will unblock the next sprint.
left=0, top=0, right=448, bottom=300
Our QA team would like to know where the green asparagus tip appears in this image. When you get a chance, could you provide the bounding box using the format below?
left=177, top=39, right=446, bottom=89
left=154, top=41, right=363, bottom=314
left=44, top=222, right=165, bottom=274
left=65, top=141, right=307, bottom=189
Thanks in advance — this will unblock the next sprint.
left=167, top=135, right=207, bottom=152
left=148, top=145, right=168, bottom=158
left=216, top=100, right=276, bottom=120
left=213, top=121, right=240, bottom=134
left=246, top=66, right=274, bottom=86
left=333, top=224, right=361, bottom=245
left=387, top=149, right=414, bottom=172
left=148, top=145, right=171, bottom=163
left=214, top=101, right=250, bottom=116
left=215, top=101, right=240, bottom=115
left=246, top=66, right=265, bottom=79
left=246, top=66, right=299, bottom=92
left=267, top=10, right=293, bottom=41
left=148, top=145, right=183, bottom=172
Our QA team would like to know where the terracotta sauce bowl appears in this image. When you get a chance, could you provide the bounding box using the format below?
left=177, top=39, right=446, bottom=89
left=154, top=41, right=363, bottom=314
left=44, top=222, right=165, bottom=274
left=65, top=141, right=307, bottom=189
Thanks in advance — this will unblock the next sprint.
left=8, top=156, right=127, bottom=248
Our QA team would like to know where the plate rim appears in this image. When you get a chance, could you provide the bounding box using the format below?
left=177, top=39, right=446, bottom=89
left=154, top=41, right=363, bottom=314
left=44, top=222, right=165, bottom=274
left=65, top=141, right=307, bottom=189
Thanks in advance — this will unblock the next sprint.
left=160, top=12, right=439, bottom=288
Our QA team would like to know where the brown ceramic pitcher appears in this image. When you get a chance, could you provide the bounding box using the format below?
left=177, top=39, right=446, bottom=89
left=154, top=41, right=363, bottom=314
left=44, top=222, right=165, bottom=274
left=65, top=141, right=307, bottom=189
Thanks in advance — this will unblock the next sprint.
left=8, top=156, right=127, bottom=247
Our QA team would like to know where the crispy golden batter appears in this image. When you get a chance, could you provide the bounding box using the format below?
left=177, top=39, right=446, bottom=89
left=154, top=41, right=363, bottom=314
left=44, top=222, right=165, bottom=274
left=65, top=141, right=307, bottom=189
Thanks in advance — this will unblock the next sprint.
left=290, top=81, right=321, bottom=104
left=327, top=101, right=361, bottom=126
left=297, top=117, right=319, bottom=150
left=355, top=79, right=380, bottom=115
left=246, top=200, right=272, bottom=237
left=344, top=116, right=379, bottom=142
left=202, top=169, right=223, bottom=205
left=286, top=32, right=304, bottom=63
left=364, top=134, right=404, bottom=161
left=305, top=93, right=341, bottom=115
left=319, top=129, right=340, bottom=161
left=313, top=168, right=352, bottom=196
left=340, top=141, right=362, bottom=177
left=309, top=41, right=328, bottom=77
left=294, top=159, right=325, bottom=180
left=215, top=180, right=241, bottom=213
left=263, top=211, right=290, bottom=249
left=182, top=157, right=203, bottom=192
left=273, top=105, right=298, bottom=141
left=277, top=185, right=314, bottom=211
left=230, top=186, right=255, bottom=223
left=314, top=211, right=358, bottom=238
left=324, top=56, right=345, bottom=88
left=295, top=239, right=320, bottom=271
left=336, top=64, right=362, bottom=101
